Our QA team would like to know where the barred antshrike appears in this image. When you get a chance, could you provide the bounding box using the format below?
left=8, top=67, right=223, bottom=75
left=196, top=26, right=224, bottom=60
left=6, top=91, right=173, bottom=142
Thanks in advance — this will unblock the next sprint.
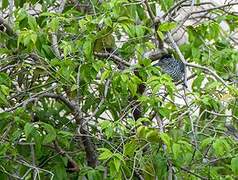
left=155, top=54, right=185, bottom=82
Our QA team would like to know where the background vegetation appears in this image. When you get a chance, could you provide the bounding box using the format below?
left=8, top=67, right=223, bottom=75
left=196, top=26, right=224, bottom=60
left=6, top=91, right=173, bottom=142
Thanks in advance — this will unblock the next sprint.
left=0, top=0, right=238, bottom=179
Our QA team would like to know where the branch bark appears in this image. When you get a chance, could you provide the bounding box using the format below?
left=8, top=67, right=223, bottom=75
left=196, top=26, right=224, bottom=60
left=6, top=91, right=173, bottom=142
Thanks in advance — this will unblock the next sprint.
left=0, top=17, right=16, bottom=36
left=53, top=141, right=80, bottom=172
left=94, top=52, right=130, bottom=67
left=5, top=92, right=98, bottom=167
left=186, top=62, right=228, bottom=88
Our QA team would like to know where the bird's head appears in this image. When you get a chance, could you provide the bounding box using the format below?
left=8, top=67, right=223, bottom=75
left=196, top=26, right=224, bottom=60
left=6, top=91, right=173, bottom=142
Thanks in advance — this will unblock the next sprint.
left=156, top=54, right=173, bottom=68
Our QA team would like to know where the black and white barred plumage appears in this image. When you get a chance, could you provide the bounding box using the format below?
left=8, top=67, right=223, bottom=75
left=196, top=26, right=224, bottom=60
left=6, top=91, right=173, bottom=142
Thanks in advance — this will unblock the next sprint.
left=155, top=54, right=185, bottom=82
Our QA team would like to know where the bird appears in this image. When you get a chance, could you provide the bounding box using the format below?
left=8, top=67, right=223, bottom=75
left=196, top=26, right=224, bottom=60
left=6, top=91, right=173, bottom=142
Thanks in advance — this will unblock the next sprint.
left=155, top=54, right=185, bottom=82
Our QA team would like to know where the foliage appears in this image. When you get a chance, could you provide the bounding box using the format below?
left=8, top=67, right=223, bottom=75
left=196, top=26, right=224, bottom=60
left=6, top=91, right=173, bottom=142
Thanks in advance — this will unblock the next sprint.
left=0, top=0, right=238, bottom=179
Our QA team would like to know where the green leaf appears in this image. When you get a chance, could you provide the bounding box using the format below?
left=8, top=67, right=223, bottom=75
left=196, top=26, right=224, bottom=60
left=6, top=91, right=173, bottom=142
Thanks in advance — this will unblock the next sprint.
left=28, top=15, right=38, bottom=31
left=159, top=22, right=177, bottom=32
left=157, top=30, right=164, bottom=40
left=53, top=164, right=67, bottom=180
left=146, top=129, right=160, bottom=143
left=172, top=143, right=181, bottom=159
left=212, top=138, right=230, bottom=157
left=160, top=133, right=171, bottom=151
left=192, top=73, right=204, bottom=91
left=83, top=40, right=93, bottom=60
left=0, top=143, right=9, bottom=155
left=101, top=70, right=111, bottom=81
left=200, top=137, right=213, bottom=149
left=137, top=126, right=149, bottom=139
left=58, top=131, right=74, bottom=138
left=159, top=107, right=170, bottom=118
left=49, top=18, right=60, bottom=32
left=24, top=123, right=34, bottom=139
left=113, top=153, right=124, bottom=162
left=2, top=0, right=9, bottom=9
left=98, top=148, right=113, bottom=160
left=231, top=157, right=238, bottom=175
left=104, top=17, right=113, bottom=27
left=124, top=140, right=137, bottom=157
left=0, top=85, right=10, bottom=96
left=135, top=25, right=145, bottom=37
left=159, top=0, right=174, bottom=11
left=113, top=157, right=121, bottom=172
left=41, top=123, right=56, bottom=145
left=128, top=81, right=137, bottom=96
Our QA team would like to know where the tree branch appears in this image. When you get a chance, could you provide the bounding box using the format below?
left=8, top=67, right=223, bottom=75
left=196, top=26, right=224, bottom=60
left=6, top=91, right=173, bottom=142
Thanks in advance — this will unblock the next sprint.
left=185, top=63, right=228, bottom=88
left=53, top=141, right=80, bottom=172
left=5, top=91, right=98, bottom=167
left=0, top=17, right=16, bottom=36
left=94, top=52, right=131, bottom=67
left=179, top=166, right=208, bottom=180
left=144, top=0, right=164, bottom=49
left=51, top=0, right=66, bottom=59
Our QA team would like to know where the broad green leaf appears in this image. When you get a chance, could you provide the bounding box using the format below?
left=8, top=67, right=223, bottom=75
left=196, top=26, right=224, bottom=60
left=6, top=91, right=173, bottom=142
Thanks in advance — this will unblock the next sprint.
left=49, top=18, right=60, bottom=32
left=172, top=143, right=181, bottom=159
left=231, top=157, right=238, bottom=175
left=24, top=123, right=34, bottom=139
left=2, top=0, right=9, bottom=9
left=0, top=143, right=9, bottom=155
left=0, top=85, right=9, bottom=96
left=213, top=138, right=230, bottom=157
left=146, top=129, right=160, bottom=143
left=101, top=70, right=111, bottom=81
left=159, top=107, right=170, bottom=118
left=159, top=22, right=177, bottom=32
left=41, top=123, right=56, bottom=145
left=137, top=126, right=149, bottom=139
left=113, top=157, right=121, bottom=172
left=28, top=15, right=38, bottom=31
left=159, top=0, right=174, bottom=11
left=128, top=81, right=137, bottom=96
left=160, top=133, right=171, bottom=151
left=124, top=140, right=137, bottom=157
left=83, top=40, right=92, bottom=60
left=98, top=148, right=113, bottom=160
left=157, top=30, right=164, bottom=40
left=192, top=73, right=205, bottom=90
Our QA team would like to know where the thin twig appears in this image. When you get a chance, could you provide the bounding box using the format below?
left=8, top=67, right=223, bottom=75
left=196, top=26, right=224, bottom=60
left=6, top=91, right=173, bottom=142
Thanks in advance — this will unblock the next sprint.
left=179, top=166, right=208, bottom=180
left=0, top=17, right=16, bottom=36
left=162, top=0, right=188, bottom=19
left=5, top=86, right=58, bottom=112
left=8, top=0, right=14, bottom=25
left=144, top=0, right=164, bottom=49
left=185, top=63, right=228, bottom=88
left=30, top=144, right=37, bottom=179
left=53, top=141, right=79, bottom=172
left=81, top=78, right=111, bottom=127
left=94, top=52, right=131, bottom=67
left=51, top=0, right=66, bottom=59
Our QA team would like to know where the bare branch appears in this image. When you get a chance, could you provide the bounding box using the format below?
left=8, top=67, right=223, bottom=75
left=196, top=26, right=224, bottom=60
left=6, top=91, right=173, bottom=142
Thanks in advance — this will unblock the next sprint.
left=94, top=52, right=131, bottom=67
left=186, top=63, right=228, bottom=88
left=81, top=78, right=111, bottom=127
left=51, top=33, right=61, bottom=58
left=51, top=0, right=66, bottom=59
left=191, top=2, right=238, bottom=15
left=179, top=166, right=208, bottom=180
left=53, top=141, right=79, bottom=172
left=144, top=0, right=164, bottom=49
left=0, top=17, right=16, bottom=36
left=8, top=0, right=14, bottom=25
left=162, top=0, right=188, bottom=19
